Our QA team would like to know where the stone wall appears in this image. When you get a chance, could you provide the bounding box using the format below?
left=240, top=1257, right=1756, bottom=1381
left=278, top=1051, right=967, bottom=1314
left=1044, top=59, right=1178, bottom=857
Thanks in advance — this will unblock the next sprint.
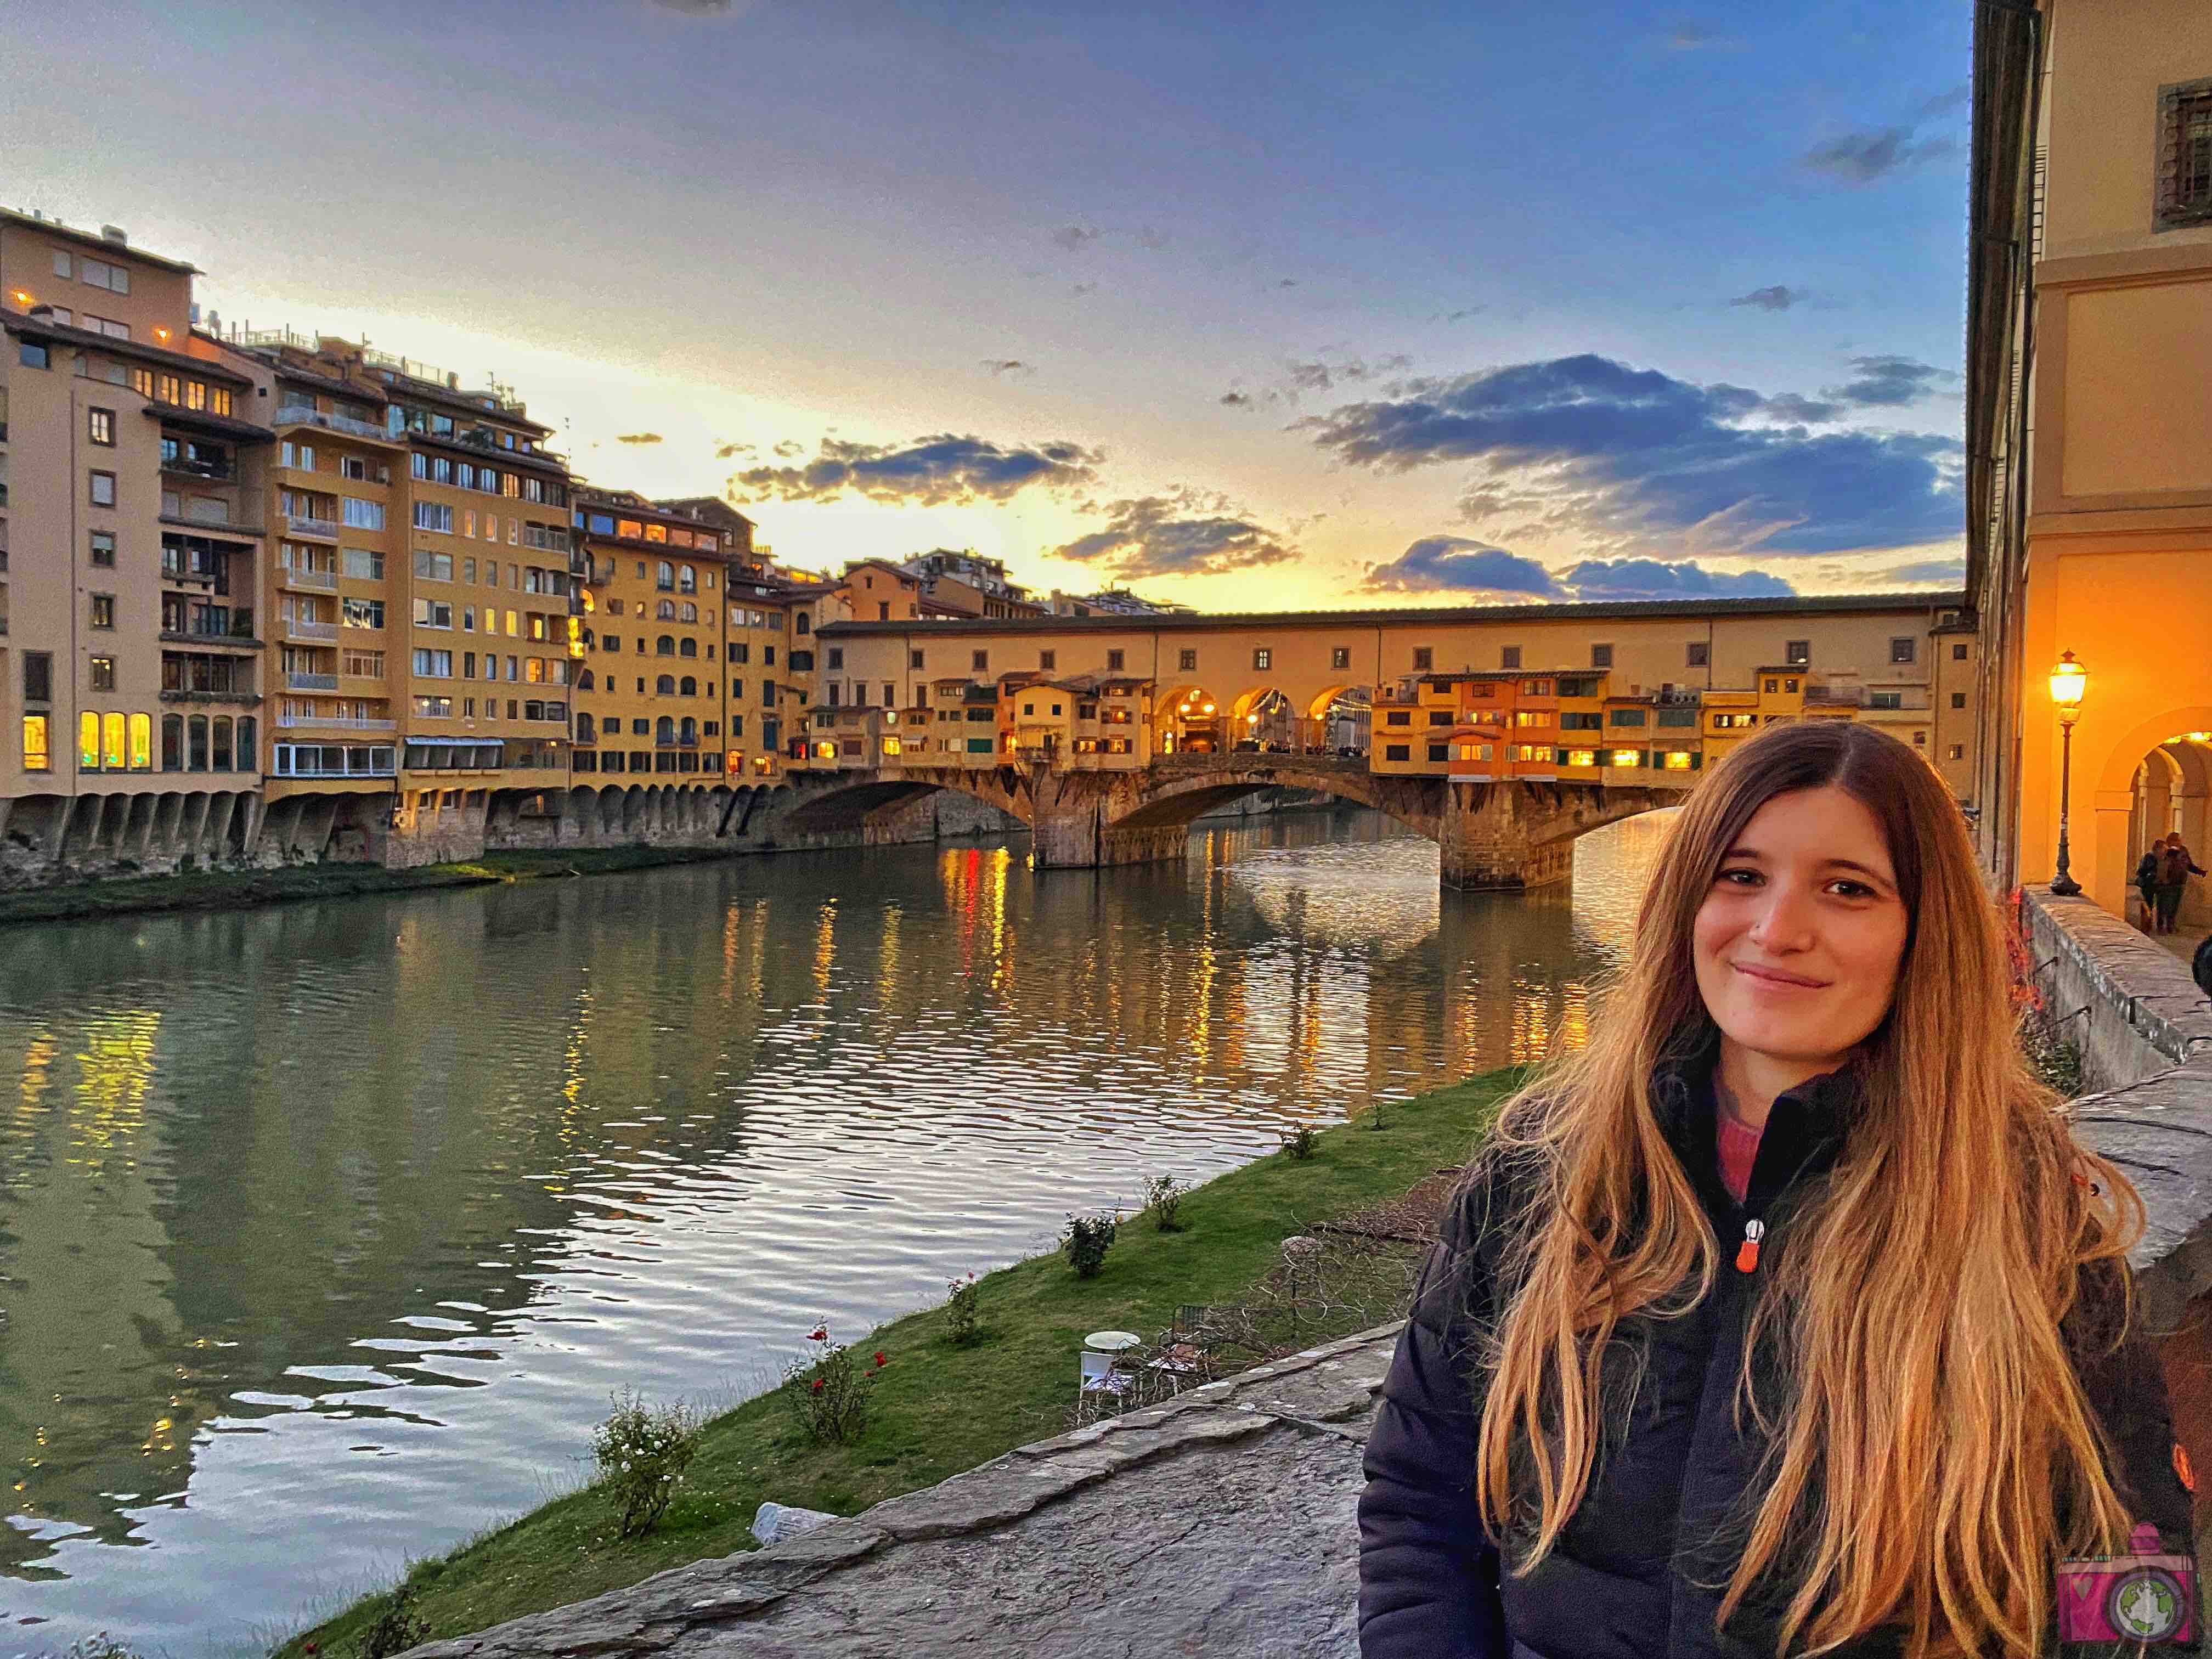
left=2022, top=886, right=2212, bottom=1092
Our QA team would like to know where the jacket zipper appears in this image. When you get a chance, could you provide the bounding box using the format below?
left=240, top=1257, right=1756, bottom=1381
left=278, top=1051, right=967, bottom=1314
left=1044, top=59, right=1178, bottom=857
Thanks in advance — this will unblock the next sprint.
left=1734, top=1217, right=1765, bottom=1273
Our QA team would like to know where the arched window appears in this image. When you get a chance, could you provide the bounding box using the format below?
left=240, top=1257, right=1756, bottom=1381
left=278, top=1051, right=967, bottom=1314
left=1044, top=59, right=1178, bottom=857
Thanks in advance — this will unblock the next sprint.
left=656, top=674, right=676, bottom=695
left=657, top=600, right=675, bottom=620
left=161, top=714, right=183, bottom=771
left=656, top=635, right=675, bottom=656
left=188, top=714, right=210, bottom=771
left=679, top=602, right=697, bottom=623
left=212, top=716, right=234, bottom=772
left=577, top=669, right=596, bottom=691
left=679, top=565, right=697, bottom=594
left=656, top=715, right=675, bottom=744
left=237, top=716, right=257, bottom=773
left=581, top=627, right=595, bottom=646
left=576, top=712, right=596, bottom=742
left=679, top=716, right=698, bottom=744
left=679, top=676, right=697, bottom=696
left=128, top=712, right=151, bottom=771
left=678, top=636, right=697, bottom=657
left=656, top=561, right=674, bottom=590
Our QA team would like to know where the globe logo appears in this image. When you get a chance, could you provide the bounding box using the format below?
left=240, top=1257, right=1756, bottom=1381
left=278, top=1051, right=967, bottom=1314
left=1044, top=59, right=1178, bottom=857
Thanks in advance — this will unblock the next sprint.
left=2109, top=1566, right=2187, bottom=1641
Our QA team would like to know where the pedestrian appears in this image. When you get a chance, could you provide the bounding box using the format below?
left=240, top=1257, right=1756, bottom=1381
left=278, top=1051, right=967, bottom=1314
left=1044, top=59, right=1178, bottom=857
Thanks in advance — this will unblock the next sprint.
left=1358, top=719, right=2195, bottom=1659
left=2138, top=847, right=2165, bottom=932
left=2155, top=832, right=2205, bottom=935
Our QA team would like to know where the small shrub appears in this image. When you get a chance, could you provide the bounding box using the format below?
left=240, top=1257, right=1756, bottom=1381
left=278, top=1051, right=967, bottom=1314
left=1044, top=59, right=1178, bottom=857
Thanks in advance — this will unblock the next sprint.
left=358, top=1584, right=427, bottom=1659
left=1143, top=1174, right=1188, bottom=1232
left=57, top=1638, right=144, bottom=1659
left=783, top=1322, right=887, bottom=1444
left=1362, top=1098, right=1389, bottom=1131
left=1062, top=1212, right=1118, bottom=1278
left=1281, top=1123, right=1318, bottom=1160
left=592, top=1388, right=703, bottom=1539
left=2019, top=1005, right=2085, bottom=1098
left=945, top=1272, right=981, bottom=1345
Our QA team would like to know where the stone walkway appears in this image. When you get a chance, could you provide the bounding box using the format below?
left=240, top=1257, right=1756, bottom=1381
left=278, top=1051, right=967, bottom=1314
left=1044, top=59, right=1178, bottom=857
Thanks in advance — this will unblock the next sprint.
left=404, top=1324, right=1403, bottom=1659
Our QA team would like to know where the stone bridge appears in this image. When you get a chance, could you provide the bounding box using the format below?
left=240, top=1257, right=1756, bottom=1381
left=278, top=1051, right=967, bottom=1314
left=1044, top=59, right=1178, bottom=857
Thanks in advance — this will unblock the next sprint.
left=770, top=755, right=1686, bottom=890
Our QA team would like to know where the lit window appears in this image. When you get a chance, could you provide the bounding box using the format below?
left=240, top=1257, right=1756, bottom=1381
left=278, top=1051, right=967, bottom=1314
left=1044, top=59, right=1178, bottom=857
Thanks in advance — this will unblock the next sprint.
left=79, top=711, right=101, bottom=770
left=1662, top=751, right=1693, bottom=771
left=1611, top=749, right=1639, bottom=768
left=1567, top=749, right=1596, bottom=768
left=88, top=407, right=115, bottom=445
left=89, top=655, right=116, bottom=691
left=129, top=713, right=153, bottom=770
left=22, top=714, right=50, bottom=771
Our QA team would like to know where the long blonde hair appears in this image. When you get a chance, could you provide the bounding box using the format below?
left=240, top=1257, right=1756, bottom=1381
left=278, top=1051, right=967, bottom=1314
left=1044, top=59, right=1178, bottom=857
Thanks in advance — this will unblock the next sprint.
left=1474, top=719, right=2142, bottom=1658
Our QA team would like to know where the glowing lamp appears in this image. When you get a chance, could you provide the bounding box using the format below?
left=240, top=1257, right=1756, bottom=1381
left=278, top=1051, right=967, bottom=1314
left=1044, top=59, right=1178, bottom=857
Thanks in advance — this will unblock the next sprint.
left=2047, top=651, right=2086, bottom=724
left=9, top=290, right=30, bottom=306
left=1201, top=701, right=1216, bottom=714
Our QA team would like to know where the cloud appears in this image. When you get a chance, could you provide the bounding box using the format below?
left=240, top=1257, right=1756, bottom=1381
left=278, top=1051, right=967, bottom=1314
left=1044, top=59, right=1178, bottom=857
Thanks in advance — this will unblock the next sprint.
left=1051, top=224, right=1102, bottom=251
left=648, top=0, right=733, bottom=13
left=716, top=441, right=755, bottom=459
left=1802, top=127, right=1956, bottom=183
left=1442, top=306, right=1485, bottom=323
left=1220, top=391, right=1254, bottom=407
left=1872, top=557, right=1966, bottom=585
left=1052, top=489, right=1298, bottom=579
left=1363, top=537, right=1565, bottom=597
left=1135, top=227, right=1171, bottom=250
left=1554, top=557, right=1796, bottom=600
left=615, top=432, right=664, bottom=445
left=1304, top=352, right=1962, bottom=557
left=772, top=439, right=804, bottom=458
left=1071, top=281, right=1098, bottom=296
left=732, top=433, right=1102, bottom=506
left=1762, top=393, right=1842, bottom=425
left=1285, top=353, right=1413, bottom=395
left=1728, top=284, right=1807, bottom=312
left=1916, top=85, right=1971, bottom=119
left=1667, top=22, right=1722, bottom=48
left=981, top=358, right=1033, bottom=377
left=1822, top=354, right=1954, bottom=407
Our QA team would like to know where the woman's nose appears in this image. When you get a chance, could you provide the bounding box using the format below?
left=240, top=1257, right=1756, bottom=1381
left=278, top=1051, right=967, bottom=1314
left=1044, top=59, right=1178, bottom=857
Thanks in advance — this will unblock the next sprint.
left=1747, top=883, right=1817, bottom=951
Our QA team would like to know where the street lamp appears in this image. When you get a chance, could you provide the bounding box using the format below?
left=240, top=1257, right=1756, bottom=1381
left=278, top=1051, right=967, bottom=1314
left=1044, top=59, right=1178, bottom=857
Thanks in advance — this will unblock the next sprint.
left=2048, top=650, right=2086, bottom=896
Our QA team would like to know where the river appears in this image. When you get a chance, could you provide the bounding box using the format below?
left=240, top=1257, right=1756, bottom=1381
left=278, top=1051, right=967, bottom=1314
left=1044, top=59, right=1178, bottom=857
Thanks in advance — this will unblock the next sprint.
left=0, top=806, right=1668, bottom=1652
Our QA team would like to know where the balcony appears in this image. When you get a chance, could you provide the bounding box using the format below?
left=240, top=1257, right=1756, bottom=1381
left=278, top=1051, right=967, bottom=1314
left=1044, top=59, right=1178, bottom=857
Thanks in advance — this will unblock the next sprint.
left=283, top=617, right=337, bottom=641
left=162, top=455, right=235, bottom=482
left=285, top=514, right=338, bottom=541
left=280, top=566, right=338, bottom=592
left=285, top=671, right=340, bottom=692
left=161, top=611, right=258, bottom=646
left=273, top=405, right=390, bottom=442
left=160, top=687, right=261, bottom=706
left=276, top=713, right=397, bottom=730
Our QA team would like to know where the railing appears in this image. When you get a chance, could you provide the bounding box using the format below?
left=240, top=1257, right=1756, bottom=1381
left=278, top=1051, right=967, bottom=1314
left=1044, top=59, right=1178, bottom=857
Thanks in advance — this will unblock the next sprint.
left=520, top=524, right=570, bottom=553
left=280, top=566, right=338, bottom=591
left=276, top=713, right=396, bottom=730
left=273, top=405, right=388, bottom=441
left=163, top=611, right=257, bottom=642
left=654, top=736, right=702, bottom=748
left=285, top=671, right=339, bottom=691
left=162, top=456, right=234, bottom=481
left=285, top=514, right=338, bottom=539
left=283, top=617, right=337, bottom=640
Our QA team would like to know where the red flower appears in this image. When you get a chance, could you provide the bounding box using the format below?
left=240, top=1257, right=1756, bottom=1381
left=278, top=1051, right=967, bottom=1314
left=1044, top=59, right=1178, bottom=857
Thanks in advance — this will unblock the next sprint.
left=304, top=1647, right=319, bottom=1656
left=873, top=1351, right=887, bottom=1367
left=811, top=1378, right=824, bottom=1393
left=809, top=1327, right=827, bottom=1342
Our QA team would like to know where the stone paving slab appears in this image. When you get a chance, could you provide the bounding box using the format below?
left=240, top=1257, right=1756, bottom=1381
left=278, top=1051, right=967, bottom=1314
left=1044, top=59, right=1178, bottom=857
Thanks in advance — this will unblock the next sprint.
left=404, top=1325, right=1404, bottom=1659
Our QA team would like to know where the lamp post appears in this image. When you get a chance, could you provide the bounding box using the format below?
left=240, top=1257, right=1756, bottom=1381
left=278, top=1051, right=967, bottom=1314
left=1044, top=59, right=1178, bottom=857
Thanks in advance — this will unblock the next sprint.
left=2049, top=650, right=2086, bottom=896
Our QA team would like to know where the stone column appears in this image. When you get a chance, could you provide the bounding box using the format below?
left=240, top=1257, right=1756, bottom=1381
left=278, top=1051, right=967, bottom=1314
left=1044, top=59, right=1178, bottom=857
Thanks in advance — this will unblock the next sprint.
left=1438, top=782, right=1535, bottom=891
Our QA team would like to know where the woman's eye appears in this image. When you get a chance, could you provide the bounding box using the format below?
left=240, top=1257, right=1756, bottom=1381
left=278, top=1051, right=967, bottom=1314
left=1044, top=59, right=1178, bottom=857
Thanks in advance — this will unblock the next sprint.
left=1829, top=880, right=1874, bottom=899
left=1717, top=868, right=1760, bottom=886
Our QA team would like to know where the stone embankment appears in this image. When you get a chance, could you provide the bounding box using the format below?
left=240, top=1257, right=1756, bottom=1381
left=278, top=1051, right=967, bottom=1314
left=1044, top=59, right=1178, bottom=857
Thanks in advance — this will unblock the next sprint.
left=402, top=1325, right=1400, bottom=1659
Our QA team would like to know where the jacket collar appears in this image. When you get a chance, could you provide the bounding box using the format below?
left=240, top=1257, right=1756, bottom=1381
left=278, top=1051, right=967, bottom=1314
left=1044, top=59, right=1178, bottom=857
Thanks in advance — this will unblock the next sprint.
left=1649, top=1025, right=1861, bottom=1220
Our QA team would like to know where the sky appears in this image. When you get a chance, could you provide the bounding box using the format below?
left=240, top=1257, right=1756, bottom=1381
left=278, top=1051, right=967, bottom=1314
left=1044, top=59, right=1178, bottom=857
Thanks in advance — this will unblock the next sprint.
left=2, top=0, right=1976, bottom=611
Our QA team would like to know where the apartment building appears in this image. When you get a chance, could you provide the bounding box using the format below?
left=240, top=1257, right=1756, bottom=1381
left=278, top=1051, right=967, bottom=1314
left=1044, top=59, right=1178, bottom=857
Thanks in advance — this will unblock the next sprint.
left=1, top=210, right=271, bottom=867
left=572, top=489, right=731, bottom=787
left=900, top=550, right=1047, bottom=619
left=212, top=334, right=577, bottom=859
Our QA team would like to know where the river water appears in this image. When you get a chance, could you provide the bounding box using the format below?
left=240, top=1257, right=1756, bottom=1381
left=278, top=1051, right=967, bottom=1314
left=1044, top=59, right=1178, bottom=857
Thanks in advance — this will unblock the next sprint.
left=0, top=807, right=1668, bottom=1652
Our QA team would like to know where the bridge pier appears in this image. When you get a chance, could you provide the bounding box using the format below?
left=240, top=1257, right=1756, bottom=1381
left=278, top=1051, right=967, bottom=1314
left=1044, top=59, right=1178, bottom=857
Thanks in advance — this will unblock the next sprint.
left=1031, top=798, right=1188, bottom=871
left=1438, top=780, right=1669, bottom=891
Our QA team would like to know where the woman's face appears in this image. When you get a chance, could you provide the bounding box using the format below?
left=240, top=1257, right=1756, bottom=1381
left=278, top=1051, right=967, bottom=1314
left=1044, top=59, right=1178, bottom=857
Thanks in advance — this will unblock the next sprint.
left=1692, top=785, right=1911, bottom=1074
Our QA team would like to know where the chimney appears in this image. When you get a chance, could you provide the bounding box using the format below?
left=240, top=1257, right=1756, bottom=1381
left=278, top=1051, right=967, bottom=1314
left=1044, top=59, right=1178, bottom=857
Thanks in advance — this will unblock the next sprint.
left=99, top=224, right=127, bottom=245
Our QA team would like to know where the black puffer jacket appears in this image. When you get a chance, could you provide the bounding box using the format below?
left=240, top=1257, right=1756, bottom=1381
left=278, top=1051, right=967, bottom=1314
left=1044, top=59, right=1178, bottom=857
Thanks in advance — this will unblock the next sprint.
left=1357, top=1051, right=2199, bottom=1659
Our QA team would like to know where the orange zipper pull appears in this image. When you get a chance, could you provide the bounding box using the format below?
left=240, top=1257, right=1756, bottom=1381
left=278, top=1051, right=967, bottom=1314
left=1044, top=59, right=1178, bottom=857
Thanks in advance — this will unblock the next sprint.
left=1735, top=1218, right=1765, bottom=1273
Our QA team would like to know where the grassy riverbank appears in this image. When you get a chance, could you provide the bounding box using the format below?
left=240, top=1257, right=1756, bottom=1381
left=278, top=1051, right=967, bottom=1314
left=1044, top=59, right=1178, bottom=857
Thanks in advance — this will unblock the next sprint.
left=0, top=845, right=752, bottom=929
left=279, top=1066, right=1521, bottom=1654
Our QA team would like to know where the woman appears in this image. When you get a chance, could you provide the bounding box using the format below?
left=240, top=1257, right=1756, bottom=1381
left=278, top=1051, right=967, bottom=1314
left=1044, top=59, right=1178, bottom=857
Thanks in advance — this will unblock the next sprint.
left=1358, top=720, right=2197, bottom=1658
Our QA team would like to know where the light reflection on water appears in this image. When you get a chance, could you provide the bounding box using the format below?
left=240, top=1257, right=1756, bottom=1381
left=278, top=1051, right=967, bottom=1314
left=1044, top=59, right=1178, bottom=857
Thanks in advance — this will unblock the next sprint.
left=0, top=807, right=1668, bottom=1650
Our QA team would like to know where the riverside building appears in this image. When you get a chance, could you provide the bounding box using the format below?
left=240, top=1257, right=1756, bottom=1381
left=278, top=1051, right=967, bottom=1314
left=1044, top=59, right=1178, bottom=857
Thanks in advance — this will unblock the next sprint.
left=0, top=209, right=272, bottom=870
